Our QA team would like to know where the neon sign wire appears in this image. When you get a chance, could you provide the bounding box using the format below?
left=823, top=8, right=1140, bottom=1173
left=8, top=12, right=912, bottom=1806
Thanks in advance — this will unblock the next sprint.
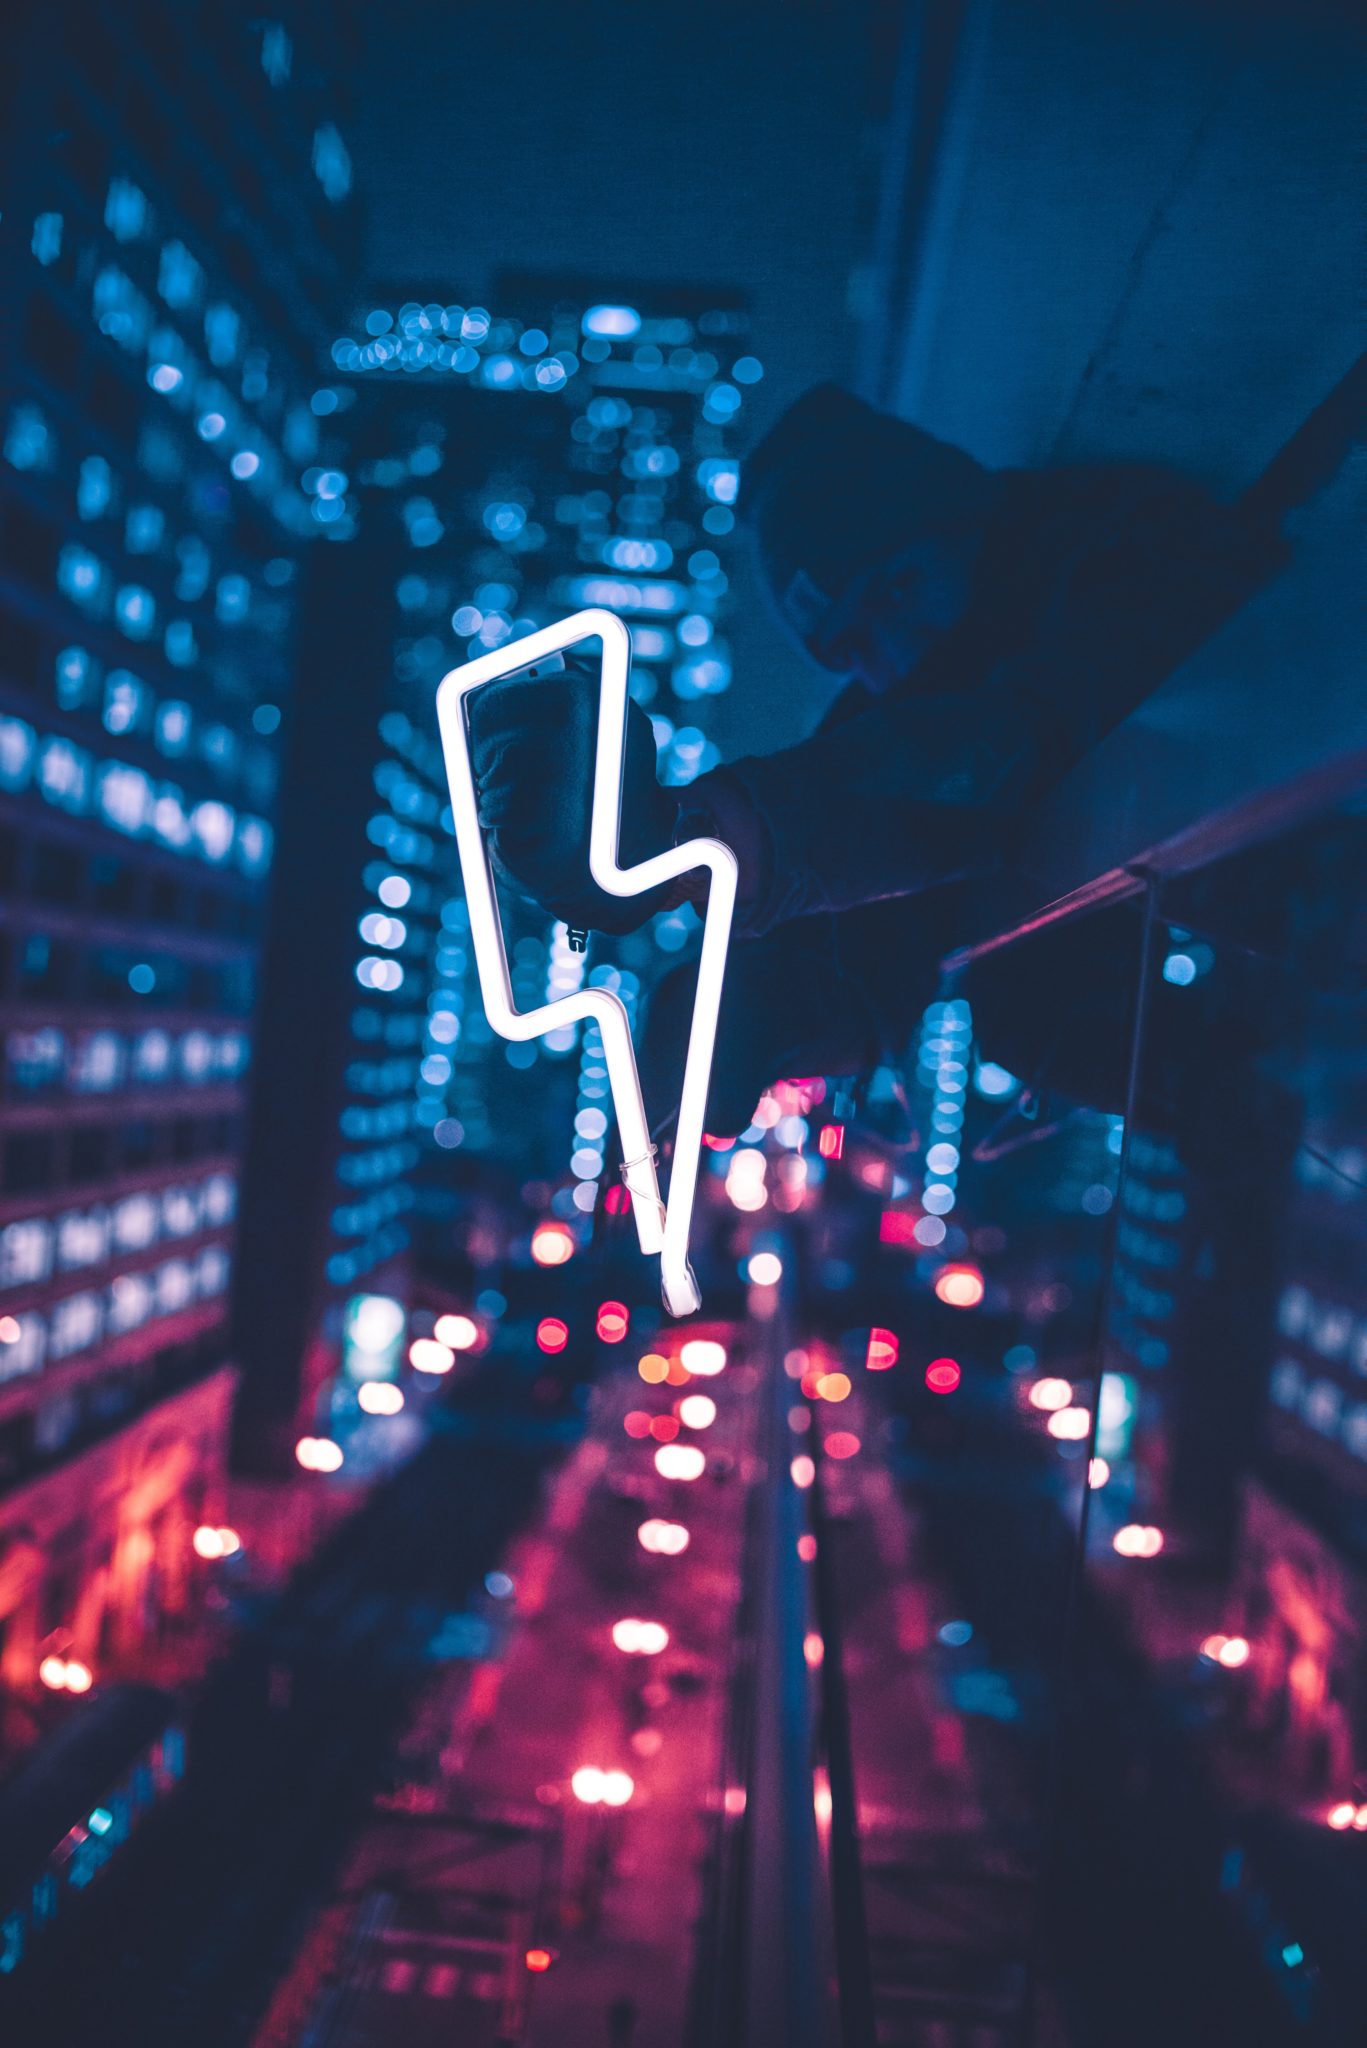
left=436, top=608, right=737, bottom=1317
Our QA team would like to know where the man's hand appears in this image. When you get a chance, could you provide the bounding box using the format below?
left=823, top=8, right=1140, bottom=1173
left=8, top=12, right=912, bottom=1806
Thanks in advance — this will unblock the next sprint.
left=641, top=915, right=883, bottom=1140
left=469, top=656, right=677, bottom=935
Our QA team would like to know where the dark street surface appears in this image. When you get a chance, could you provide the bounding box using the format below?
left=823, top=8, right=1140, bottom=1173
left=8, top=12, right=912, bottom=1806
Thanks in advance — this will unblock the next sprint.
left=1, top=1407, right=558, bottom=2048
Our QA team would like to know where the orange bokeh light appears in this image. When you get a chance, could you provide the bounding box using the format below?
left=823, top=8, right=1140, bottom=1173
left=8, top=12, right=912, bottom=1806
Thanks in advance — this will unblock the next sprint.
left=531, top=1222, right=574, bottom=1267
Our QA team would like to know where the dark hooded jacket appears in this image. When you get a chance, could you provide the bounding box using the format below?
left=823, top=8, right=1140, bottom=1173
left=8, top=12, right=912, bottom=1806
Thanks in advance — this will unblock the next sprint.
left=687, top=385, right=1280, bottom=937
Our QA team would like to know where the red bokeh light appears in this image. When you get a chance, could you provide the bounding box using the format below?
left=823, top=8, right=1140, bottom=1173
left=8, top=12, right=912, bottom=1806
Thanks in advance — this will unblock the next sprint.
left=925, top=1358, right=961, bottom=1394
left=596, top=1300, right=629, bottom=1343
left=536, top=1316, right=569, bottom=1353
left=825, top=1431, right=861, bottom=1460
left=818, top=1123, right=845, bottom=1160
left=624, top=1411, right=652, bottom=1439
left=525, top=1946, right=554, bottom=1973
left=604, top=1184, right=631, bottom=1215
left=866, top=1327, right=899, bottom=1370
left=649, top=1414, right=680, bottom=1442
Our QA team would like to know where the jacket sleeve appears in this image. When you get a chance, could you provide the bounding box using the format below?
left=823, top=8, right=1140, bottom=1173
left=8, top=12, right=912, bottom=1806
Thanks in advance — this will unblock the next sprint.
left=691, top=468, right=1278, bottom=938
left=691, top=682, right=1034, bottom=936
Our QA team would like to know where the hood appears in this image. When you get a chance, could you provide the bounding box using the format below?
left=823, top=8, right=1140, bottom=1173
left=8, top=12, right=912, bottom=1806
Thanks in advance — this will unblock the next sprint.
left=743, top=383, right=1004, bottom=668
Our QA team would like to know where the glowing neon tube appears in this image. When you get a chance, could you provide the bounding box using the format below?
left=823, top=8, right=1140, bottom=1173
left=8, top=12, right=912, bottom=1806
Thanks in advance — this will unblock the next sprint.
left=435, top=609, right=737, bottom=1317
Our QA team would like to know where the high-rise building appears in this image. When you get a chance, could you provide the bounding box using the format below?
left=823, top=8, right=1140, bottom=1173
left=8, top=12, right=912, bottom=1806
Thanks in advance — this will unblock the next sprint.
left=0, top=8, right=354, bottom=1742
left=231, top=274, right=758, bottom=1458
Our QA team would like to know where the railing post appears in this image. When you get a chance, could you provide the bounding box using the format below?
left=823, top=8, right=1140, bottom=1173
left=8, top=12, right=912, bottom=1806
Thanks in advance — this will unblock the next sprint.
left=741, top=1257, right=838, bottom=2048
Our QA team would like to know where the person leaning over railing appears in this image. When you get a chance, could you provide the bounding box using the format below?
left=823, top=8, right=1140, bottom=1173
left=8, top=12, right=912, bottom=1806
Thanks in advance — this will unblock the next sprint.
left=468, top=384, right=1283, bottom=1135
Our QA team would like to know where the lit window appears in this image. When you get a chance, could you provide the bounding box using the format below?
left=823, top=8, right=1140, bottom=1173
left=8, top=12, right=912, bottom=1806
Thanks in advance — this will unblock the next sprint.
left=6, top=1026, right=63, bottom=1090
left=93, top=265, right=150, bottom=352
left=77, top=455, right=114, bottom=521
left=201, top=723, right=239, bottom=770
left=5, top=402, right=54, bottom=473
left=111, top=1195, right=158, bottom=1252
left=108, top=1273, right=154, bottom=1334
left=191, top=801, right=235, bottom=863
left=104, top=178, right=147, bottom=243
left=196, top=1247, right=230, bottom=1295
left=39, top=737, right=92, bottom=815
left=155, top=701, right=193, bottom=756
left=203, top=305, right=242, bottom=376
left=235, top=817, right=272, bottom=876
left=0, top=716, right=36, bottom=792
left=157, top=240, right=202, bottom=310
left=0, top=1219, right=53, bottom=1289
left=312, top=123, right=352, bottom=202
left=696, top=457, right=739, bottom=504
left=215, top=1033, right=248, bottom=1077
left=156, top=1260, right=194, bottom=1314
left=151, top=785, right=191, bottom=849
left=55, top=646, right=98, bottom=710
left=103, top=669, right=147, bottom=735
left=201, top=1175, right=237, bottom=1226
left=161, top=619, right=196, bottom=670
left=58, top=544, right=107, bottom=612
left=179, top=1031, right=214, bottom=1081
left=215, top=574, right=250, bottom=623
left=69, top=1032, right=124, bottom=1097
left=32, top=211, right=63, bottom=266
left=161, top=1187, right=201, bottom=1238
left=0, top=1312, right=45, bottom=1382
left=260, top=22, right=292, bottom=84
left=49, top=1290, right=103, bottom=1359
left=132, top=1030, right=172, bottom=1081
left=56, top=1208, right=110, bottom=1270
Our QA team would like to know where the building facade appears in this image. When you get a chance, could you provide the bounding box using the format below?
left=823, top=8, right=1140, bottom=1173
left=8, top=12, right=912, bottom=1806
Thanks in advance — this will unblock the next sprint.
left=0, top=7, right=354, bottom=1737
left=232, top=274, right=759, bottom=1461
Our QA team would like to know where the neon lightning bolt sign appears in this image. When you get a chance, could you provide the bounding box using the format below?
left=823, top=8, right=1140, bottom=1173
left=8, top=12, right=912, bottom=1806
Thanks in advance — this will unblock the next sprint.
left=435, top=608, right=738, bottom=1318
